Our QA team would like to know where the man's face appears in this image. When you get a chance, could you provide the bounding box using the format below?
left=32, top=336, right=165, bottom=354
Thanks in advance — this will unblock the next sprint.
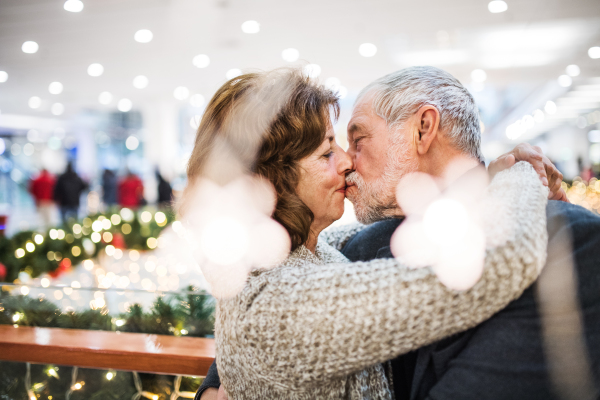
left=345, top=96, right=418, bottom=223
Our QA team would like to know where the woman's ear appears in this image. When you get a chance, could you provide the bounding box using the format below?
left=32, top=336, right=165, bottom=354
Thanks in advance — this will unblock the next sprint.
left=415, top=105, right=440, bottom=155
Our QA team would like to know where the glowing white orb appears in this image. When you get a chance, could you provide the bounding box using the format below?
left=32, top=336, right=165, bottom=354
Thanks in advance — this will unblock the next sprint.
left=0, top=71, right=7, bottom=83
left=63, top=0, right=84, bottom=12
left=241, top=20, right=260, bottom=34
left=282, top=48, right=299, bottom=62
left=565, top=64, right=580, bottom=77
left=488, top=0, right=507, bottom=13
left=132, top=75, right=148, bottom=89
left=48, top=82, right=63, bottom=94
left=359, top=43, right=377, bottom=57
left=22, top=41, right=39, bottom=54
left=201, top=217, right=249, bottom=265
left=557, top=75, right=572, bottom=87
left=134, top=29, right=153, bottom=43
left=423, top=198, right=469, bottom=246
left=193, top=54, right=210, bottom=68
left=28, top=96, right=42, bottom=109
left=588, top=47, right=600, bottom=59
left=125, top=135, right=139, bottom=150
left=117, top=98, right=132, bottom=112
left=87, top=63, right=104, bottom=77
left=544, top=101, right=557, bottom=115
left=190, top=94, right=205, bottom=108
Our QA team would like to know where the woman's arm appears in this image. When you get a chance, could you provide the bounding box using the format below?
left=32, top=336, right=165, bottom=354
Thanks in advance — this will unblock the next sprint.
left=237, top=162, right=548, bottom=390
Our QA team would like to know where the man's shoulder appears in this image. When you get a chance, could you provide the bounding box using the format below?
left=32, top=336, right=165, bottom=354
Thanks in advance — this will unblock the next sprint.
left=341, top=218, right=403, bottom=262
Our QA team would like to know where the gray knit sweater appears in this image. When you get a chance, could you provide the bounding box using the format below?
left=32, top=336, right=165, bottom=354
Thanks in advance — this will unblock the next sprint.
left=215, top=162, right=548, bottom=400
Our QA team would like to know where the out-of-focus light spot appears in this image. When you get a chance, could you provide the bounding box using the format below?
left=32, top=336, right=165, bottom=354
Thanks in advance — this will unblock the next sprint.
left=558, top=75, right=572, bottom=87
left=201, top=217, right=249, bottom=265
left=471, top=69, right=487, bottom=83
left=118, top=98, right=132, bottom=112
left=71, top=246, right=81, bottom=257
left=41, top=278, right=50, bottom=287
left=134, top=29, right=153, bottom=43
left=26, top=242, right=35, bottom=252
left=359, top=43, right=377, bottom=57
left=147, top=237, right=158, bottom=249
left=34, top=234, right=44, bottom=244
left=533, top=109, right=545, bottom=123
left=140, top=211, right=152, bottom=223
left=48, top=82, right=63, bottom=94
left=15, top=248, right=25, bottom=258
left=49, top=229, right=58, bottom=240
left=282, top=48, right=299, bottom=62
left=190, top=94, right=205, bottom=108
left=83, top=259, right=94, bottom=270
left=192, top=54, right=210, bottom=68
left=588, top=47, right=600, bottom=59
left=22, top=41, right=39, bottom=54
left=488, top=0, right=508, bottom=13
left=154, top=211, right=166, bottom=224
left=20, top=286, right=29, bottom=295
left=28, top=96, right=41, bottom=109
left=226, top=69, right=242, bottom=80
left=173, top=86, right=190, bottom=100
left=120, top=208, right=134, bottom=222
left=125, top=135, right=139, bottom=150
left=241, top=20, right=260, bottom=34
left=57, top=229, right=65, bottom=240
left=545, top=101, right=557, bottom=115
left=588, top=130, right=600, bottom=143
left=54, top=290, right=63, bottom=300
left=102, top=218, right=111, bottom=230
left=111, top=214, right=121, bottom=225
left=23, top=143, right=34, bottom=156
left=91, top=232, right=101, bottom=243
left=71, top=280, right=81, bottom=288
left=64, top=0, right=84, bottom=12
left=92, top=220, right=103, bottom=232
left=325, top=77, right=341, bottom=91
left=102, top=232, right=112, bottom=242
left=522, top=114, right=535, bottom=130
left=338, top=86, right=348, bottom=99
left=0, top=71, right=8, bottom=83
left=132, top=75, right=148, bottom=89
left=566, top=64, right=580, bottom=77
left=303, top=64, right=321, bottom=78
left=98, top=91, right=112, bottom=104
left=48, top=136, right=61, bottom=150
left=87, top=63, right=104, bottom=77
left=11, top=143, right=21, bottom=156
left=129, top=250, right=140, bottom=261
left=51, top=103, right=65, bottom=116
left=106, top=371, right=115, bottom=379
left=424, top=199, right=469, bottom=245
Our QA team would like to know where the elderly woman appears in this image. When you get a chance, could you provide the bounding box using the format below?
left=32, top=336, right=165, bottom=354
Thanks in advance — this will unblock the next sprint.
left=185, top=69, right=548, bottom=399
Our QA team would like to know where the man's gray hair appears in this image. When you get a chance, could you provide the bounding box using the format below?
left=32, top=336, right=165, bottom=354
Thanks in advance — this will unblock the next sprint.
left=357, top=66, right=483, bottom=161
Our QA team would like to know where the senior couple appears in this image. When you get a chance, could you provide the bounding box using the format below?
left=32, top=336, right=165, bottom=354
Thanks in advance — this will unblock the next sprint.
left=186, top=66, right=600, bottom=400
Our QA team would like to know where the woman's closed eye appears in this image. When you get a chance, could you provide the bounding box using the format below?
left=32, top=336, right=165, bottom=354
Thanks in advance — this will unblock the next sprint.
left=324, top=151, right=334, bottom=158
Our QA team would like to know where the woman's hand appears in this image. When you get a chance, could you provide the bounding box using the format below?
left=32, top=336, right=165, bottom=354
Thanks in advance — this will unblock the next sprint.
left=199, top=386, right=228, bottom=400
left=488, top=143, right=568, bottom=202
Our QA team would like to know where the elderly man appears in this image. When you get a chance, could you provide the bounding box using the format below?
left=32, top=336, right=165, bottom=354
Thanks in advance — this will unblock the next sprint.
left=198, top=66, right=600, bottom=400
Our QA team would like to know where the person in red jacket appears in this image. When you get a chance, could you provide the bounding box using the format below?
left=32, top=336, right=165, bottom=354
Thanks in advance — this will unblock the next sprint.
left=118, top=171, right=144, bottom=209
left=29, top=169, right=56, bottom=229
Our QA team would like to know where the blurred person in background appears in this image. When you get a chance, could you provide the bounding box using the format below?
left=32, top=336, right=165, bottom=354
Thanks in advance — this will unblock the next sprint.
left=101, top=169, right=118, bottom=208
left=156, top=169, right=173, bottom=209
left=118, top=170, right=144, bottom=209
left=53, top=162, right=87, bottom=226
left=29, top=168, right=55, bottom=229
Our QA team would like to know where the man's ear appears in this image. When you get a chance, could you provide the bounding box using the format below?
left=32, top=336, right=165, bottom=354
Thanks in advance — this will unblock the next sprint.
left=415, top=105, right=440, bottom=155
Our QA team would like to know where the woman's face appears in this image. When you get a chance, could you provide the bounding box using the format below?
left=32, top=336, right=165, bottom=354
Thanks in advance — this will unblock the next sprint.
left=296, top=124, right=354, bottom=233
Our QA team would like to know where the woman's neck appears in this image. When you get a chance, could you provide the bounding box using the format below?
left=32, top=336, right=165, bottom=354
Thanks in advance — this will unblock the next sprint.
left=304, top=227, right=321, bottom=253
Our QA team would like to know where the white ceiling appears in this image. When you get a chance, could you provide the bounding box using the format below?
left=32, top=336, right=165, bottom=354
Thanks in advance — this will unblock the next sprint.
left=0, top=0, right=599, bottom=124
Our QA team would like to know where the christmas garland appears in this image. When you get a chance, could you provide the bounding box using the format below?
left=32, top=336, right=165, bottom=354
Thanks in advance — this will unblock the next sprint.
left=0, top=207, right=175, bottom=283
left=0, top=285, right=214, bottom=399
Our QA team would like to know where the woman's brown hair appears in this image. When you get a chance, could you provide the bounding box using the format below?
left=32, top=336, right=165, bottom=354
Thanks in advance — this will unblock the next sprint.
left=183, top=68, right=339, bottom=250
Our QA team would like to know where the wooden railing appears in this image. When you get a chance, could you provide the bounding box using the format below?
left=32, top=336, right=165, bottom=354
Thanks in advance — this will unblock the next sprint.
left=0, top=325, right=215, bottom=376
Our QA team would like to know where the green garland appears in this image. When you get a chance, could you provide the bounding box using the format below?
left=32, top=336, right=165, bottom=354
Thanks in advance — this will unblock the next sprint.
left=0, top=285, right=214, bottom=399
left=0, top=207, right=175, bottom=283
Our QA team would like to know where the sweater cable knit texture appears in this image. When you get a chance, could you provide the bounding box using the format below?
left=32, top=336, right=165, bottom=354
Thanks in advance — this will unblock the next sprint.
left=215, top=162, right=548, bottom=399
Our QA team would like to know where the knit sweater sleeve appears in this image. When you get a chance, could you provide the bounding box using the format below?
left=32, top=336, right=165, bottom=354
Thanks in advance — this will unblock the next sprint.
left=235, top=162, right=548, bottom=391
left=320, top=222, right=366, bottom=251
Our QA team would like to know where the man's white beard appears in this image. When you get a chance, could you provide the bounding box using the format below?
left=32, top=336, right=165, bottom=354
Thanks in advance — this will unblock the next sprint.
left=346, top=139, right=417, bottom=224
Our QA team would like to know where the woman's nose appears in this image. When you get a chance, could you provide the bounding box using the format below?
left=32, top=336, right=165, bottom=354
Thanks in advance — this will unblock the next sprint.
left=337, top=148, right=354, bottom=175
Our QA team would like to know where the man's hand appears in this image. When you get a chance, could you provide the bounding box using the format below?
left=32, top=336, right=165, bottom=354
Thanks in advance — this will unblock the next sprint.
left=488, top=143, right=568, bottom=202
left=199, top=386, right=228, bottom=400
